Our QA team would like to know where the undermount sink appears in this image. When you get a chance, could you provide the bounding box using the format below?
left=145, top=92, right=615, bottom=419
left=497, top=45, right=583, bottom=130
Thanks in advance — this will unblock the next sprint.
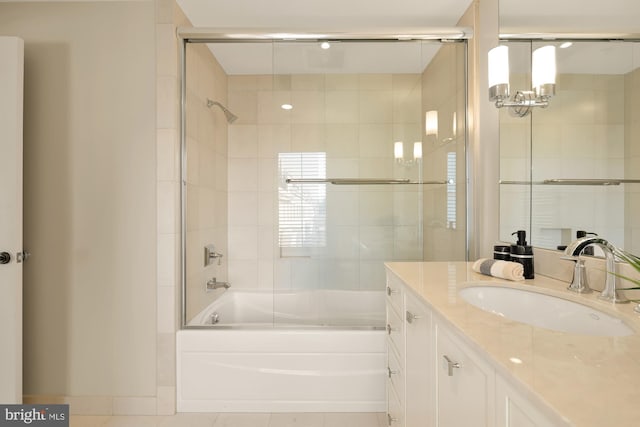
left=459, top=285, right=634, bottom=337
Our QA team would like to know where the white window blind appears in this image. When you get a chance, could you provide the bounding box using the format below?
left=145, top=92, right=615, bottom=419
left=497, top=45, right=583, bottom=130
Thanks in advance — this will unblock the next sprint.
left=278, top=152, right=327, bottom=248
left=447, top=152, right=457, bottom=230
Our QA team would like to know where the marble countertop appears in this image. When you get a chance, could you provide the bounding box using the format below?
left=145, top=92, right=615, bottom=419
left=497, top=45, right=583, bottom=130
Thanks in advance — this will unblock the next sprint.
left=384, top=261, right=640, bottom=427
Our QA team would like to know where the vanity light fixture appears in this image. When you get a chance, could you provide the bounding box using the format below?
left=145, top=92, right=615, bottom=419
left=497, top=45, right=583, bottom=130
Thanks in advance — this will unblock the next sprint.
left=394, top=141, right=404, bottom=160
left=281, top=103, right=293, bottom=110
left=488, top=44, right=556, bottom=117
left=394, top=141, right=422, bottom=165
left=426, top=110, right=457, bottom=144
left=413, top=142, right=422, bottom=160
left=320, top=41, right=331, bottom=50
left=425, top=110, right=438, bottom=137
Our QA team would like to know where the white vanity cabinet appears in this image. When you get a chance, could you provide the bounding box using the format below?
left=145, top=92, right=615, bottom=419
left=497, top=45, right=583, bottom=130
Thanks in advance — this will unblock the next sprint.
left=404, top=293, right=433, bottom=426
left=386, top=270, right=567, bottom=427
left=385, top=274, right=434, bottom=427
left=434, top=319, right=495, bottom=426
left=495, top=374, right=561, bottom=427
left=385, top=276, right=405, bottom=427
left=387, top=274, right=435, bottom=427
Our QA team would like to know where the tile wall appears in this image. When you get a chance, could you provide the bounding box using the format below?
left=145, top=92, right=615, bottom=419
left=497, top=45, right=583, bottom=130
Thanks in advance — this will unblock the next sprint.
left=184, top=43, right=229, bottom=321
left=226, top=73, right=426, bottom=293
left=155, top=0, right=182, bottom=415
left=421, top=43, right=468, bottom=261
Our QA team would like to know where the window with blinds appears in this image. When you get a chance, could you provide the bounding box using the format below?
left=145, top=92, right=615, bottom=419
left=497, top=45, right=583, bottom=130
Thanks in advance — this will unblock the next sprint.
left=447, top=152, right=457, bottom=230
left=278, top=152, right=327, bottom=248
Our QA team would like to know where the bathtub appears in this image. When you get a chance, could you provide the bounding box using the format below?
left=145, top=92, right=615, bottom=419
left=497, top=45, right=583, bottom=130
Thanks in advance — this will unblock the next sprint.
left=177, top=289, right=387, bottom=412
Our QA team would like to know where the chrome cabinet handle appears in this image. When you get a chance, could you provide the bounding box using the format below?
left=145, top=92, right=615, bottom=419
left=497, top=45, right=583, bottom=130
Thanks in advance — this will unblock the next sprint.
left=443, top=355, right=460, bottom=376
left=406, top=310, right=421, bottom=324
left=387, top=366, right=398, bottom=378
left=386, top=324, right=396, bottom=335
left=387, top=413, right=398, bottom=425
left=386, top=286, right=398, bottom=296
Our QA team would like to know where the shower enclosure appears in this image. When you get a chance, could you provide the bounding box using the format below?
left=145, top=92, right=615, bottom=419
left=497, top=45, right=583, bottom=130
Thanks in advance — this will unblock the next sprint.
left=177, top=30, right=468, bottom=412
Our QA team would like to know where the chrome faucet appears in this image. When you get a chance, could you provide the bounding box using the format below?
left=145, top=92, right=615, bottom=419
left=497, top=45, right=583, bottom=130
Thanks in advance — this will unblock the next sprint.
left=561, top=256, right=591, bottom=294
left=564, top=236, right=628, bottom=303
left=206, top=277, right=231, bottom=291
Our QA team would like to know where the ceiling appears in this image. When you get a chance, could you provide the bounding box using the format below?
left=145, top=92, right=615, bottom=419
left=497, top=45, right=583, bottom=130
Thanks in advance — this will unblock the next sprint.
left=176, top=0, right=640, bottom=75
left=176, top=0, right=473, bottom=75
left=176, top=0, right=474, bottom=33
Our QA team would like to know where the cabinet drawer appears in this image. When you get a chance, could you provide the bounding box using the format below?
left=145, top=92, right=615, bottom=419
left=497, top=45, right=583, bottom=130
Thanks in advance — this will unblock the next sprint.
left=386, top=304, right=404, bottom=358
left=387, top=385, right=405, bottom=427
left=386, top=275, right=404, bottom=316
left=387, top=342, right=405, bottom=404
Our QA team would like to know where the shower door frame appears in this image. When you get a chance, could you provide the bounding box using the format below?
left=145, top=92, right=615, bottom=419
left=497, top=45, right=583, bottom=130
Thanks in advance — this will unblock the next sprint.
left=177, top=28, right=472, bottom=328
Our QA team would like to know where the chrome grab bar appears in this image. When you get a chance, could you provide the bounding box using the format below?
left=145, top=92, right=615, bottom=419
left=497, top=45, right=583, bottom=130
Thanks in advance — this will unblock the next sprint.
left=285, top=178, right=453, bottom=185
left=500, top=179, right=640, bottom=186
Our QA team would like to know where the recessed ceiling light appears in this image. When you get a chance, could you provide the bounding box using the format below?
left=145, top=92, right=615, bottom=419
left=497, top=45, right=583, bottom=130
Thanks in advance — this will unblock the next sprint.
left=560, top=42, right=573, bottom=49
left=320, top=41, right=331, bottom=50
left=281, top=104, right=293, bottom=110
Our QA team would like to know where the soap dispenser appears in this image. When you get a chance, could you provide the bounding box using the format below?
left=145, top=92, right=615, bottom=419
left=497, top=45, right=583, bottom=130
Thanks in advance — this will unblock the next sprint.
left=510, top=230, right=534, bottom=279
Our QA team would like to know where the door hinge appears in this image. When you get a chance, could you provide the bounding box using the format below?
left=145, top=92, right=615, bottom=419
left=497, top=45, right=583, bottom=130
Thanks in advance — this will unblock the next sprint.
left=16, top=250, right=30, bottom=263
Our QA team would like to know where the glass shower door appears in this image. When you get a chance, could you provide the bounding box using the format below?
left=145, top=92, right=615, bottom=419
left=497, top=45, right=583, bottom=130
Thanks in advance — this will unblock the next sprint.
left=269, top=40, right=467, bottom=328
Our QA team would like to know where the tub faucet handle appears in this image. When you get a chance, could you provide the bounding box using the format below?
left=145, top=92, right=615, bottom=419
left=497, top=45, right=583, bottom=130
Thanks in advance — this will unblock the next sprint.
left=204, top=244, right=224, bottom=266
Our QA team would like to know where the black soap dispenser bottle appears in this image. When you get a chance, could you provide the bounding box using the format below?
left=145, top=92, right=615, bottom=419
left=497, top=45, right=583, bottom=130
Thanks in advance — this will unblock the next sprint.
left=510, top=230, right=534, bottom=279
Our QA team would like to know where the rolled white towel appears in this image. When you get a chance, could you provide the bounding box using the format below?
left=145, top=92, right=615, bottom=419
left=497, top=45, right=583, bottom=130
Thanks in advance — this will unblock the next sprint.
left=472, top=258, right=525, bottom=281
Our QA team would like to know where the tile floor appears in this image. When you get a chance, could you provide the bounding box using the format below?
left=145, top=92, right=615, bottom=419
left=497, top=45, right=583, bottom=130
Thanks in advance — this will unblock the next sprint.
left=69, top=412, right=388, bottom=427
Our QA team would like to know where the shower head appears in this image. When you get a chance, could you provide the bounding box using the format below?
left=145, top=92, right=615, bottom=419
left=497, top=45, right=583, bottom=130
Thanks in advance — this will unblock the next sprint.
left=206, top=99, right=238, bottom=124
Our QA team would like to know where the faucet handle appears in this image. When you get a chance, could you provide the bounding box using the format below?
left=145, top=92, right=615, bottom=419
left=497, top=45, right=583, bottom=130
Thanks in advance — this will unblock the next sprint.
left=570, top=258, right=592, bottom=294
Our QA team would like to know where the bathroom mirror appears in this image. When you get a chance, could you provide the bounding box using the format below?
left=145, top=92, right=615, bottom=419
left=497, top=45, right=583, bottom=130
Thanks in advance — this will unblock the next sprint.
left=498, top=39, right=640, bottom=254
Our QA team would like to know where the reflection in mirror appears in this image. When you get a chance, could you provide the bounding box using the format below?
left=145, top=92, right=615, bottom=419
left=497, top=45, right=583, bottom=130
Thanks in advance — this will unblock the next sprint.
left=499, top=40, right=640, bottom=254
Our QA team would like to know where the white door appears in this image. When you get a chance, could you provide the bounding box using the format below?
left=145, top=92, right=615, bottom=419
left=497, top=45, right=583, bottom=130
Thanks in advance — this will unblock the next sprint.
left=0, top=36, right=24, bottom=404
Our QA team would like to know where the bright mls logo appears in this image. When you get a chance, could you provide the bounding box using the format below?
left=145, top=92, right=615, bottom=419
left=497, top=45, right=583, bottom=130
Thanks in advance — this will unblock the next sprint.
left=0, top=405, right=68, bottom=426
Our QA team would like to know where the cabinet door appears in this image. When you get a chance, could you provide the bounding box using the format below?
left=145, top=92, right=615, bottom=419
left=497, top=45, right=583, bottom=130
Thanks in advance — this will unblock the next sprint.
left=435, top=321, right=495, bottom=427
left=405, top=295, right=433, bottom=427
left=495, top=374, right=565, bottom=427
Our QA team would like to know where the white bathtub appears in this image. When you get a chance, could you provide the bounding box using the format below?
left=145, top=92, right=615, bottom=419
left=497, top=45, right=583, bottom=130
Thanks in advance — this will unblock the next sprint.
left=177, top=289, right=387, bottom=412
left=188, top=288, right=386, bottom=327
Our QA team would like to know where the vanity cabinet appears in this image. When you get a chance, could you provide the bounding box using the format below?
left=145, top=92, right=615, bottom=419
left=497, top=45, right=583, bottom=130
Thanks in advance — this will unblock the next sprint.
left=405, top=294, right=433, bottom=426
left=385, top=274, right=434, bottom=427
left=435, top=320, right=494, bottom=426
left=385, top=276, right=405, bottom=427
left=495, top=374, right=560, bottom=427
left=386, top=272, right=566, bottom=427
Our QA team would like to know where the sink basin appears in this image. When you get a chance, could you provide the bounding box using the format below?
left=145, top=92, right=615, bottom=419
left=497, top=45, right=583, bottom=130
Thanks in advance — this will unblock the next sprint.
left=459, top=285, right=633, bottom=337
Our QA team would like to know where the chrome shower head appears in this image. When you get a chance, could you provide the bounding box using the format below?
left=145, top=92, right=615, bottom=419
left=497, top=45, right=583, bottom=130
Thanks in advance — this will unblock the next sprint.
left=206, top=99, right=238, bottom=124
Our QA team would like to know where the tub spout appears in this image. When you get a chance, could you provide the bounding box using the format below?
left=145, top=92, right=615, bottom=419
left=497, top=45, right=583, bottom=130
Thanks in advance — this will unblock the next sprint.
left=206, top=277, right=231, bottom=292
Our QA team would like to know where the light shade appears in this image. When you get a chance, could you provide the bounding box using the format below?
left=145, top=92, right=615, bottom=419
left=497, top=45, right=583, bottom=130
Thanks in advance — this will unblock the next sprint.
left=452, top=111, right=457, bottom=138
left=413, top=142, right=422, bottom=159
left=488, top=45, right=509, bottom=88
left=532, top=45, right=556, bottom=90
left=394, top=142, right=403, bottom=160
left=425, top=110, right=438, bottom=136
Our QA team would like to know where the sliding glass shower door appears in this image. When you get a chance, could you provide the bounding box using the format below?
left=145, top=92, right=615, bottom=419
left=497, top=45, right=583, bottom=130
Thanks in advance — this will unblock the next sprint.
left=182, top=36, right=467, bottom=328
left=256, top=40, right=467, bottom=327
